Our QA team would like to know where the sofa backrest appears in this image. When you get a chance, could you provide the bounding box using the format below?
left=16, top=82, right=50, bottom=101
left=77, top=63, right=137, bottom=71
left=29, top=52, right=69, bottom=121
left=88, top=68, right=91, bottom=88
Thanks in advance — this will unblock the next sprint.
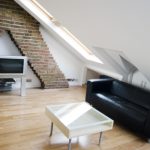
left=111, top=80, right=150, bottom=109
left=111, top=80, right=136, bottom=102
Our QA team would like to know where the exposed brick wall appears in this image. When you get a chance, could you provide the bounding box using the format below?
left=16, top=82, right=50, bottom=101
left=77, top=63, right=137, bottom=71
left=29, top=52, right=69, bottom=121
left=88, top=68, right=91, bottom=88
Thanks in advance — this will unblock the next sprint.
left=0, top=0, right=68, bottom=88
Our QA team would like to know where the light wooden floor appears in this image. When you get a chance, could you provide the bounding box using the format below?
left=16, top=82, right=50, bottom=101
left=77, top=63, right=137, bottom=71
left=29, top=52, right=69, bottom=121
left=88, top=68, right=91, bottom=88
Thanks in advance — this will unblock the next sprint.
left=0, top=87, right=150, bottom=150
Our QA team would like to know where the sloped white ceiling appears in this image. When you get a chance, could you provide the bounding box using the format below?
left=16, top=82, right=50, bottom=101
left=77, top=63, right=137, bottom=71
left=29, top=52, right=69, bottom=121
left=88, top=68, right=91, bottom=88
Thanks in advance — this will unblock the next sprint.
left=37, top=0, right=150, bottom=81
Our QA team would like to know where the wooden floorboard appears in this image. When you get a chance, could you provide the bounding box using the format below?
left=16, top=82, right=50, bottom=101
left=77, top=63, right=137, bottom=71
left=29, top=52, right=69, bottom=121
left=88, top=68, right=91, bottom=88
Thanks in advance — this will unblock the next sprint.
left=0, top=87, right=149, bottom=150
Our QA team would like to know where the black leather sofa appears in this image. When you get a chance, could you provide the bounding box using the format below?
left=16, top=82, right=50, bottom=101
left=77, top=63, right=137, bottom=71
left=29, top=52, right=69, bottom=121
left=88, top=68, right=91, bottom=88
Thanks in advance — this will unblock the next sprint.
left=86, top=78, right=150, bottom=140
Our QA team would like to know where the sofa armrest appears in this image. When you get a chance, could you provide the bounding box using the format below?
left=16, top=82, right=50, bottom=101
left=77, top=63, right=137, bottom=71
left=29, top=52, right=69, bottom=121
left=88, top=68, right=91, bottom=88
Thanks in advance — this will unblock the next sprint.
left=85, top=78, right=113, bottom=104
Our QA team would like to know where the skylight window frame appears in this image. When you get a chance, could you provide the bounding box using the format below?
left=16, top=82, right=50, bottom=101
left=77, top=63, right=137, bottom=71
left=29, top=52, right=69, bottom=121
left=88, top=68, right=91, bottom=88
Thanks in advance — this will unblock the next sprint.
left=26, top=0, right=103, bottom=64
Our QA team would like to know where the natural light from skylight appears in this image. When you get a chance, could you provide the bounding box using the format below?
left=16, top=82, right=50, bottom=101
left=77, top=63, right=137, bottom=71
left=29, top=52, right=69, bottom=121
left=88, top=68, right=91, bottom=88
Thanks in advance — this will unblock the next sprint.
left=17, top=0, right=103, bottom=64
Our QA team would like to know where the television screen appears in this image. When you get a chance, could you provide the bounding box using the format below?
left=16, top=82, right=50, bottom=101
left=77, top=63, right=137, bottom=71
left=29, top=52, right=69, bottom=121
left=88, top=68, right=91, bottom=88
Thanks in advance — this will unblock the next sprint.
left=0, top=58, right=24, bottom=73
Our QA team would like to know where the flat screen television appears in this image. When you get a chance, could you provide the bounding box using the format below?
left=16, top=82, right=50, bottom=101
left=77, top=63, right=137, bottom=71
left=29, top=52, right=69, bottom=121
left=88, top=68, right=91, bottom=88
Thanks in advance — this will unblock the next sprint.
left=0, top=56, right=27, bottom=76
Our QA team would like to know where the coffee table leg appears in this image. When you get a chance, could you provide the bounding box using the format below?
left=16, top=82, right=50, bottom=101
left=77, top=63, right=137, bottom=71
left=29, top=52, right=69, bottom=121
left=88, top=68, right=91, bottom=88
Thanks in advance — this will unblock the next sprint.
left=99, top=132, right=103, bottom=145
left=68, top=139, right=71, bottom=150
left=49, top=122, right=53, bottom=137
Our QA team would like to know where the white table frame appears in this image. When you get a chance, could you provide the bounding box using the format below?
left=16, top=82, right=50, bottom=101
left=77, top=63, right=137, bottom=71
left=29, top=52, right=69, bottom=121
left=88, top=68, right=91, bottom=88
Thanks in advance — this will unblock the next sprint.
left=46, top=102, right=113, bottom=150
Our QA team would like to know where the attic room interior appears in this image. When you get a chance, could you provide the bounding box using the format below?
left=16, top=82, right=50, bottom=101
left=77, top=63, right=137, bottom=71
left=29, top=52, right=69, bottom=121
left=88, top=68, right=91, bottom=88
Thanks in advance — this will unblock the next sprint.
left=0, top=0, right=150, bottom=150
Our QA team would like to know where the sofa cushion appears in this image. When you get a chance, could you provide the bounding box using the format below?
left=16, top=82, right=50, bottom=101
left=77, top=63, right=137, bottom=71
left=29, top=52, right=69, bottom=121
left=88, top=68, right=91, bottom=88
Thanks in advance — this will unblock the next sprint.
left=92, top=92, right=148, bottom=129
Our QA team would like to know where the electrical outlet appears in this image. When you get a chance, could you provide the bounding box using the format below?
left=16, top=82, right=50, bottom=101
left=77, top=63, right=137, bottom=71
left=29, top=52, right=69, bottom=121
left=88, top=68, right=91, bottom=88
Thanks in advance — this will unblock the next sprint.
left=26, top=79, right=32, bottom=82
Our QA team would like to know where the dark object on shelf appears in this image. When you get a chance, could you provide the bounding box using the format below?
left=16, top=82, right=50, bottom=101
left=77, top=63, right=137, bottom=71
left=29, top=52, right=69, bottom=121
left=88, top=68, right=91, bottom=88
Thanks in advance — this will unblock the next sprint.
left=86, top=78, right=150, bottom=141
left=0, top=78, right=15, bottom=91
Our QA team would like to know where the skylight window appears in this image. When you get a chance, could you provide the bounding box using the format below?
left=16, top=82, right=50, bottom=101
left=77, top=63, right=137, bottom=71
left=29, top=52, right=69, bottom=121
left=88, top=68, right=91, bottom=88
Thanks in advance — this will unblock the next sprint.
left=22, top=0, right=103, bottom=64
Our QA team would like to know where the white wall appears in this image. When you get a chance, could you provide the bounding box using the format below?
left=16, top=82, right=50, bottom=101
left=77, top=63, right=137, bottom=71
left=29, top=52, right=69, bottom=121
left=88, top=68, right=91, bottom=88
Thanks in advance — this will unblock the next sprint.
left=0, top=28, right=85, bottom=89
left=39, top=26, right=85, bottom=86
left=37, top=0, right=150, bottom=85
left=132, top=71, right=150, bottom=90
left=0, top=30, right=41, bottom=89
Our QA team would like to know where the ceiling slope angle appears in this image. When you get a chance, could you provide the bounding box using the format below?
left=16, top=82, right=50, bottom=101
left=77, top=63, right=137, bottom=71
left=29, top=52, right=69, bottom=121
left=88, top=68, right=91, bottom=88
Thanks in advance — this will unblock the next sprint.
left=34, top=0, right=150, bottom=86
left=15, top=0, right=150, bottom=86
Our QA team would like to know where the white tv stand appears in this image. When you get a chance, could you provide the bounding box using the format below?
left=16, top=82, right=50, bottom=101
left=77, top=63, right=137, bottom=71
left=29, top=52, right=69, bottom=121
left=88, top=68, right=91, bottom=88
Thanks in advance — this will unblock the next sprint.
left=0, top=75, right=26, bottom=96
left=0, top=56, right=27, bottom=96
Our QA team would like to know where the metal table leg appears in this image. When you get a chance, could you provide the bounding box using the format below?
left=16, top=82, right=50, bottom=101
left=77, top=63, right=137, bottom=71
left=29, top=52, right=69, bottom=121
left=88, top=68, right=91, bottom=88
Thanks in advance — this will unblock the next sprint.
left=68, top=139, right=71, bottom=150
left=99, top=132, right=103, bottom=145
left=49, top=122, right=53, bottom=137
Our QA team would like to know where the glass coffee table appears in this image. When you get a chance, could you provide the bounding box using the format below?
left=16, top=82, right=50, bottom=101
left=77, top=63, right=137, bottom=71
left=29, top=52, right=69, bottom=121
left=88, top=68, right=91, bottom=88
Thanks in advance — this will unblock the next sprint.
left=45, top=102, right=113, bottom=150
